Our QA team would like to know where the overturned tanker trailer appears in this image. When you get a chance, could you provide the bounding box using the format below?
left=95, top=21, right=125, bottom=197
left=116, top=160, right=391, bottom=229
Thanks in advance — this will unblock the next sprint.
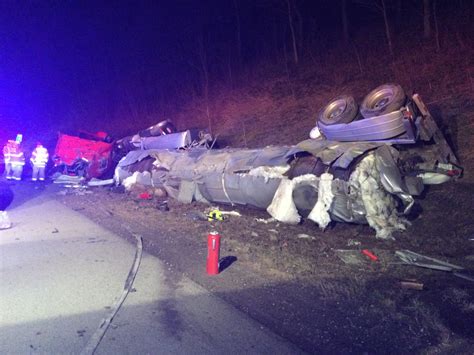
left=114, top=86, right=462, bottom=239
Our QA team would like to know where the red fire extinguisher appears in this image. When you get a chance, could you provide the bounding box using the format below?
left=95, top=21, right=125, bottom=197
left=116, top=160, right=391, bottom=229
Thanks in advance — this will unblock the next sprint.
left=207, top=231, right=221, bottom=275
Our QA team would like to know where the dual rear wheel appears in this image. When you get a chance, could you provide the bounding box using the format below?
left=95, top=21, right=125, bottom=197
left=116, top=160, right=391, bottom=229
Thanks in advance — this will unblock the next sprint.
left=318, top=83, right=406, bottom=126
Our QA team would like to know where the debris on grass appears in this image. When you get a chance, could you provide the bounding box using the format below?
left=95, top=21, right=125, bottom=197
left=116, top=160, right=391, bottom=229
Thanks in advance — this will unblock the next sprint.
left=297, top=233, right=316, bottom=240
left=205, top=208, right=241, bottom=221
left=156, top=201, right=169, bottom=211
left=207, top=209, right=224, bottom=221
left=453, top=271, right=474, bottom=283
left=335, top=249, right=367, bottom=265
left=52, top=175, right=85, bottom=184
left=399, top=280, right=424, bottom=290
left=139, top=192, right=152, bottom=200
left=362, top=249, right=379, bottom=261
left=87, top=178, right=114, bottom=187
left=255, top=217, right=276, bottom=224
left=396, top=250, right=464, bottom=271
left=219, top=210, right=242, bottom=217
left=347, top=239, right=361, bottom=246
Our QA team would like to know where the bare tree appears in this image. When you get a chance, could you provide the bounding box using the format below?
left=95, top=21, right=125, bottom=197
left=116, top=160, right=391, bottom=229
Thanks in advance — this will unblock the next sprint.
left=381, top=0, right=394, bottom=55
left=233, top=0, right=242, bottom=68
left=286, top=0, right=299, bottom=64
left=395, top=0, right=403, bottom=28
left=294, top=2, right=304, bottom=58
left=341, top=0, right=350, bottom=43
left=433, top=0, right=440, bottom=51
left=197, top=34, right=212, bottom=134
left=354, top=0, right=394, bottom=56
left=186, top=32, right=212, bottom=133
left=272, top=12, right=280, bottom=64
left=227, top=44, right=234, bottom=88
left=423, top=0, right=432, bottom=39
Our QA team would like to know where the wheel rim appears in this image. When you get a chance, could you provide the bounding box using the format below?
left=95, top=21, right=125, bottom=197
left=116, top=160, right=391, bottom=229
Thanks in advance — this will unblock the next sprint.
left=366, top=88, right=393, bottom=110
left=323, top=98, right=347, bottom=121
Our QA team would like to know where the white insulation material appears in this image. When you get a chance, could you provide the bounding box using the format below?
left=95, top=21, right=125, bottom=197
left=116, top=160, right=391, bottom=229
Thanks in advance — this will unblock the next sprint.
left=349, top=154, right=408, bottom=239
left=122, top=171, right=153, bottom=191
left=267, top=174, right=319, bottom=224
left=114, top=157, right=128, bottom=185
left=267, top=178, right=300, bottom=224
left=417, top=172, right=451, bottom=185
left=308, top=173, right=334, bottom=230
left=246, top=165, right=290, bottom=182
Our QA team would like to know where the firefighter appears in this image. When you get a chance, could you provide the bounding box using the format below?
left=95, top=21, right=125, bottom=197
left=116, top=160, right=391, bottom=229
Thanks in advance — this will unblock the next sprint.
left=3, top=139, right=25, bottom=181
left=30, top=142, right=49, bottom=181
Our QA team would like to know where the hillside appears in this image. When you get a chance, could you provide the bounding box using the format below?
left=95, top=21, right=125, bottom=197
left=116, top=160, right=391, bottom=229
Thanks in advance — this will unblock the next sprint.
left=164, top=40, right=474, bottom=180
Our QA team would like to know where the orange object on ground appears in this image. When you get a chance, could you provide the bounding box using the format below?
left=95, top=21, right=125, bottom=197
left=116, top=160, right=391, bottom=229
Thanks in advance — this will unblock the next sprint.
left=362, top=249, right=379, bottom=261
left=139, top=192, right=152, bottom=200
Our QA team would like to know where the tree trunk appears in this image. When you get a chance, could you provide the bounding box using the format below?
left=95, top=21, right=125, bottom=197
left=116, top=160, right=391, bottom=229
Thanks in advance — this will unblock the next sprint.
left=381, top=0, right=394, bottom=56
left=233, top=0, right=242, bottom=69
left=286, top=0, right=299, bottom=65
left=395, top=0, right=403, bottom=30
left=227, top=45, right=234, bottom=89
left=295, top=3, right=304, bottom=58
left=433, top=0, right=440, bottom=51
left=352, top=43, right=363, bottom=74
left=197, top=34, right=212, bottom=134
left=423, top=0, right=432, bottom=39
left=341, top=0, right=349, bottom=43
left=272, top=13, right=280, bottom=64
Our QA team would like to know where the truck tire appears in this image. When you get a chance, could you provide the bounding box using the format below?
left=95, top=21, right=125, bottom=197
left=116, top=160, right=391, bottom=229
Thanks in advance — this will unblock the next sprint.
left=360, top=84, right=406, bottom=118
left=318, top=95, right=358, bottom=126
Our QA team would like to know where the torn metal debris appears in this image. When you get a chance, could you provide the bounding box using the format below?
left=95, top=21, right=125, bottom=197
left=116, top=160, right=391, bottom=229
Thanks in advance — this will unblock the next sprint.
left=396, top=250, right=474, bottom=283
left=395, top=250, right=464, bottom=272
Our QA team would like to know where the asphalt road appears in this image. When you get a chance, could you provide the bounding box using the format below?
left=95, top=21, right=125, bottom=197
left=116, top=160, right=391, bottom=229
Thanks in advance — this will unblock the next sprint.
left=0, top=181, right=302, bottom=354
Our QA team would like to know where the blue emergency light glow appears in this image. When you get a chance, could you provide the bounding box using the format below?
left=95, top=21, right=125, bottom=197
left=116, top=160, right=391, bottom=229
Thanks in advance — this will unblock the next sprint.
left=15, top=134, right=23, bottom=143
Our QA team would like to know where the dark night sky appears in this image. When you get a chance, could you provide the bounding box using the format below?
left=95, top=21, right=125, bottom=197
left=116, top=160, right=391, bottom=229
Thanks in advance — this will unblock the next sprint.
left=1, top=1, right=165, bottom=133
left=0, top=1, right=351, bottom=138
left=0, top=0, right=468, bottom=143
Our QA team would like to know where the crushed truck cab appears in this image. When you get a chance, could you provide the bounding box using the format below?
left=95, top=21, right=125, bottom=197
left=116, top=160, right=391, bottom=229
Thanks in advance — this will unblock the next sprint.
left=53, top=133, right=114, bottom=178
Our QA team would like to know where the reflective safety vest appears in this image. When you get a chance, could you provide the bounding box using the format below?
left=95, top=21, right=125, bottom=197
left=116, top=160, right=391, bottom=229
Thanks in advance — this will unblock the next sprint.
left=3, top=142, right=25, bottom=166
left=31, top=146, right=49, bottom=167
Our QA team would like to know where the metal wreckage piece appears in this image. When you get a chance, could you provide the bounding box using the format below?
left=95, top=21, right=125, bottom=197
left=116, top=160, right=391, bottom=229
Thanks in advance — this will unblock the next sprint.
left=395, top=250, right=474, bottom=282
left=395, top=250, right=464, bottom=272
left=113, top=95, right=462, bottom=239
left=114, top=119, right=214, bottom=160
